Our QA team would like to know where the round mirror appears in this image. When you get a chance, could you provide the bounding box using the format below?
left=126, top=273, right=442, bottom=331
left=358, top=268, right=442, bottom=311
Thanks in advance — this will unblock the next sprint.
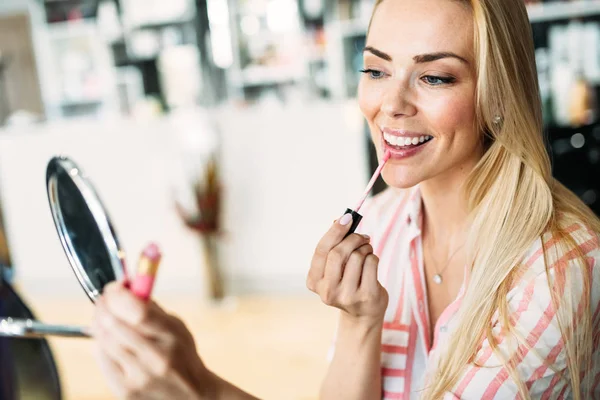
left=46, top=156, right=127, bottom=302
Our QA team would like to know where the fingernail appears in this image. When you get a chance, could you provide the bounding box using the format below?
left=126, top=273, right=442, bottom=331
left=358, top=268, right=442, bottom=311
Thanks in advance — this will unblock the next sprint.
left=339, top=213, right=352, bottom=226
left=362, top=234, right=370, bottom=240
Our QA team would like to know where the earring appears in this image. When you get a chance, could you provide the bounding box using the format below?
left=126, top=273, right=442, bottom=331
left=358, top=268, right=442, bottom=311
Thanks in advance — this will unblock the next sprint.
left=493, top=115, right=502, bottom=124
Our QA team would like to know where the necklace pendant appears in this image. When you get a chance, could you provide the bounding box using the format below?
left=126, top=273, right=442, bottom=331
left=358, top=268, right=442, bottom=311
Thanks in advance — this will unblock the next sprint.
left=433, top=274, right=443, bottom=284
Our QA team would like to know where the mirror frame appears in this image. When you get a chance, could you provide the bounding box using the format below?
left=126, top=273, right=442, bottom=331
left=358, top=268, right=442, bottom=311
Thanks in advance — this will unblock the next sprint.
left=46, top=156, right=127, bottom=302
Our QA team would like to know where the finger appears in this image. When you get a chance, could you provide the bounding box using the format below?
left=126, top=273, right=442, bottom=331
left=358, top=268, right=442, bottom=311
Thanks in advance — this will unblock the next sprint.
left=359, top=253, right=380, bottom=291
left=317, top=212, right=357, bottom=253
left=102, top=281, right=146, bottom=324
left=310, top=213, right=359, bottom=279
left=340, top=243, right=374, bottom=289
left=94, top=317, right=148, bottom=386
left=102, top=283, right=168, bottom=336
left=324, top=235, right=371, bottom=282
left=93, top=344, right=127, bottom=398
left=94, top=298, right=168, bottom=376
left=140, top=302, right=178, bottom=342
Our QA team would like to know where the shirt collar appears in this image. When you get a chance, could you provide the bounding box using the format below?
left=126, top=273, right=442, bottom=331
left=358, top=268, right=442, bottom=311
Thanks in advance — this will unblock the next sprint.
left=405, top=185, right=423, bottom=236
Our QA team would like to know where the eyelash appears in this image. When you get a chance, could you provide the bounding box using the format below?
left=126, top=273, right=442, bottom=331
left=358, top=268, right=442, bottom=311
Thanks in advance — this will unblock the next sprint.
left=359, top=69, right=386, bottom=79
left=359, top=69, right=456, bottom=86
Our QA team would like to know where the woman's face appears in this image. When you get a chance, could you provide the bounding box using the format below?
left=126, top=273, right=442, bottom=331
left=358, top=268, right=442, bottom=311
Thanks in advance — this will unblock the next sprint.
left=359, top=0, right=480, bottom=189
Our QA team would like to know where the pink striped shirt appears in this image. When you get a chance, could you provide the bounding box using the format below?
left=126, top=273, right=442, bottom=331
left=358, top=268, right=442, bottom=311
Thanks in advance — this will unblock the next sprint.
left=332, top=185, right=600, bottom=399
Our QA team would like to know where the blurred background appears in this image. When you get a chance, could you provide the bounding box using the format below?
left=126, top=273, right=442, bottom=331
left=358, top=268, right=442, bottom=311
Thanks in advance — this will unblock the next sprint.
left=0, top=0, right=599, bottom=399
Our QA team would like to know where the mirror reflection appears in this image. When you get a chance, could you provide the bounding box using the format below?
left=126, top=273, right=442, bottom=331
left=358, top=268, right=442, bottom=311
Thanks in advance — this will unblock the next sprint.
left=54, top=163, right=117, bottom=296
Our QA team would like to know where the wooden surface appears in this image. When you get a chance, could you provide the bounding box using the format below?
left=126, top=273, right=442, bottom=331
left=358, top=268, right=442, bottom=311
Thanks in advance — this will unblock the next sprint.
left=30, top=294, right=338, bottom=400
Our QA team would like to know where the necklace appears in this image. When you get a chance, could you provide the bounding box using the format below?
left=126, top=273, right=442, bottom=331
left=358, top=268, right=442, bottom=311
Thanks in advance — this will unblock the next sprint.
left=431, top=244, right=464, bottom=285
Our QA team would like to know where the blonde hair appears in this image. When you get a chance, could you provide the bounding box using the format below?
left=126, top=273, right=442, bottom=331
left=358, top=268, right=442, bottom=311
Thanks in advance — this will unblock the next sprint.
left=369, top=0, right=600, bottom=398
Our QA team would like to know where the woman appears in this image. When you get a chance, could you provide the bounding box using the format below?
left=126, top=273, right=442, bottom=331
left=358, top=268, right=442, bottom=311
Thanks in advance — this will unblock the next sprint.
left=92, top=0, right=600, bottom=398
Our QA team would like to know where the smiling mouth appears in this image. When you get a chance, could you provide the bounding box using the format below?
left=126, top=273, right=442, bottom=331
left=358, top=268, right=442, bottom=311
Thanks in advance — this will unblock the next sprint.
left=382, top=132, right=434, bottom=149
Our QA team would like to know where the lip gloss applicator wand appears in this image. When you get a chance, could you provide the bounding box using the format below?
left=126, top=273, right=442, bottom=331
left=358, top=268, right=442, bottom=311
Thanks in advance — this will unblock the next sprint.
left=343, top=150, right=391, bottom=238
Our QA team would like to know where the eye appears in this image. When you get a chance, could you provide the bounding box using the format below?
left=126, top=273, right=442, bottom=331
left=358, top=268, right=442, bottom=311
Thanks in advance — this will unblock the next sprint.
left=360, top=69, right=386, bottom=80
left=422, top=75, right=455, bottom=86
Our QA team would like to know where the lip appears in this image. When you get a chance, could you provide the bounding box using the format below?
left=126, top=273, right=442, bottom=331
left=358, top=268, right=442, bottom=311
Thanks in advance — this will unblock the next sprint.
left=379, top=127, right=433, bottom=160
left=380, top=127, right=430, bottom=139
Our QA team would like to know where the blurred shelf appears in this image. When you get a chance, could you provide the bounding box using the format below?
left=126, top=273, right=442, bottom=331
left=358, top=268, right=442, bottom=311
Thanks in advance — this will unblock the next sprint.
left=545, top=121, right=600, bottom=139
left=329, top=19, right=368, bottom=38
left=329, top=1, right=600, bottom=39
left=43, top=0, right=98, bottom=5
left=60, top=99, right=102, bottom=105
left=114, top=56, right=157, bottom=66
left=233, top=66, right=305, bottom=87
left=131, top=17, right=196, bottom=31
left=44, top=0, right=100, bottom=22
left=46, top=18, right=98, bottom=34
left=527, top=0, right=600, bottom=23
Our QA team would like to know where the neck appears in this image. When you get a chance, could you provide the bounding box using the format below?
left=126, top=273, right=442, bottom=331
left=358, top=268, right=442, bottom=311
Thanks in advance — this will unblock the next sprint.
left=420, top=157, right=480, bottom=251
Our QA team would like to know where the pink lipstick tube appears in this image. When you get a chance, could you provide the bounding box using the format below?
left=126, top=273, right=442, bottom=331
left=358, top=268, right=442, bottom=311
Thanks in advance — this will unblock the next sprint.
left=130, top=243, right=162, bottom=301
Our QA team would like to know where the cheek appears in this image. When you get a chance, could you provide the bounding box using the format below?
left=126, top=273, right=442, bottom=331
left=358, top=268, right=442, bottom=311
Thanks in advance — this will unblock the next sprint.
left=358, top=81, right=386, bottom=144
left=419, top=92, right=477, bottom=142
left=358, top=80, right=383, bottom=122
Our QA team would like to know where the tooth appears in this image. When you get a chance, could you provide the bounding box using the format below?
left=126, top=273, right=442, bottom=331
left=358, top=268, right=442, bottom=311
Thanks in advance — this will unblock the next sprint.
left=419, top=136, right=425, bottom=143
left=384, top=133, right=390, bottom=143
left=410, top=137, right=418, bottom=145
left=392, top=136, right=399, bottom=146
left=397, top=137, right=405, bottom=146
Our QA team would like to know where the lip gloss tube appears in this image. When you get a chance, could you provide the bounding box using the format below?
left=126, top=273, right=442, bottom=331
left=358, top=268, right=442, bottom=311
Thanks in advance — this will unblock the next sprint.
left=130, top=243, right=162, bottom=301
left=343, top=150, right=391, bottom=238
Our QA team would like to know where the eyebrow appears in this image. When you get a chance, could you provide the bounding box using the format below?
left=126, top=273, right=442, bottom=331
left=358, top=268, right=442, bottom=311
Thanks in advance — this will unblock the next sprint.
left=363, top=46, right=469, bottom=65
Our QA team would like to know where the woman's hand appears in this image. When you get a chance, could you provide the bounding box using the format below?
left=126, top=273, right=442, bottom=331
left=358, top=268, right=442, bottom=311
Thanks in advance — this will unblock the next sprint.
left=306, top=214, right=389, bottom=326
left=91, top=282, right=215, bottom=400
left=309, top=215, right=388, bottom=399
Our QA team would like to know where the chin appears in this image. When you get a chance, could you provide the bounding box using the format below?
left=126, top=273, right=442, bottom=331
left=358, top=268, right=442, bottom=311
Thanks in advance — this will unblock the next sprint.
left=381, top=168, right=423, bottom=189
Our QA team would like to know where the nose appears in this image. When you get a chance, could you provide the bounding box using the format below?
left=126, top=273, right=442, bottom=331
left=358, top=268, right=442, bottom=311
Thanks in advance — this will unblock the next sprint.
left=380, top=78, right=417, bottom=119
